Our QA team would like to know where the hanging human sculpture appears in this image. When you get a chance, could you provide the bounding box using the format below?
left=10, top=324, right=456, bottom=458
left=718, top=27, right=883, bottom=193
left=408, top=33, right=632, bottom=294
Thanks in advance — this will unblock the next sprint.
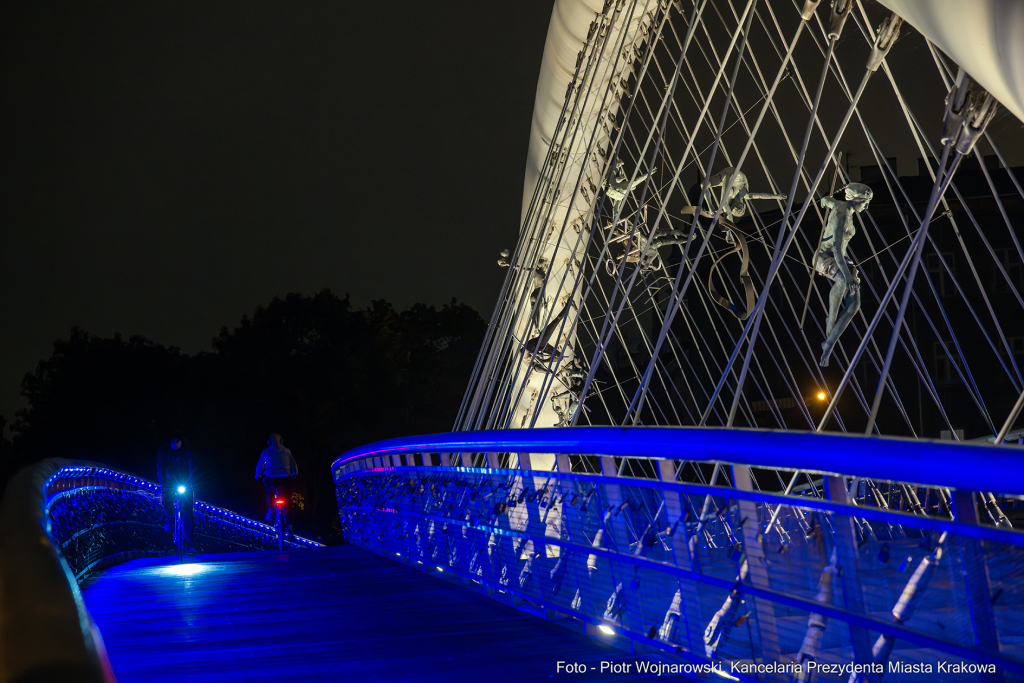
left=605, top=206, right=660, bottom=274
left=602, top=162, right=656, bottom=275
left=604, top=160, right=655, bottom=211
left=707, top=167, right=787, bottom=221
left=602, top=167, right=784, bottom=284
left=549, top=358, right=586, bottom=427
left=703, top=168, right=786, bottom=320
left=815, top=182, right=872, bottom=366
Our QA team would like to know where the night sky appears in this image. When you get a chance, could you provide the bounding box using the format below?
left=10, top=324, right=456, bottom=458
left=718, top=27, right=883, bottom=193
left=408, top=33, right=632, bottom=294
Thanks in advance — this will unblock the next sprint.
left=2, top=2, right=555, bottom=427
left=4, top=3, right=1023, bottom=433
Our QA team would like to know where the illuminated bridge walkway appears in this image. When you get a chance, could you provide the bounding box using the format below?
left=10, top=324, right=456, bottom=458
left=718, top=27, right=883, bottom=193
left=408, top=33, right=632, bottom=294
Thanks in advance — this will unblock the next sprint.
left=0, top=460, right=641, bottom=683
left=4, top=428, right=1024, bottom=682
left=80, top=547, right=635, bottom=683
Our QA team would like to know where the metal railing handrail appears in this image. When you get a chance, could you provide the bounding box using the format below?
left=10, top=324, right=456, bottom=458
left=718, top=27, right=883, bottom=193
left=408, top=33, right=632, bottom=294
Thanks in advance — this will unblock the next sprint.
left=332, top=426, right=1024, bottom=497
left=337, top=482, right=1021, bottom=674
left=2, top=458, right=330, bottom=681
left=341, top=462, right=1023, bottom=545
left=0, top=459, right=115, bottom=683
left=45, top=465, right=324, bottom=549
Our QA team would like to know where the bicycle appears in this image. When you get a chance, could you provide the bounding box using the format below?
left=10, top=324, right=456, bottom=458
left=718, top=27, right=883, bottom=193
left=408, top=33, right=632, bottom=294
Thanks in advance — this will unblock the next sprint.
left=269, top=484, right=289, bottom=551
left=173, top=484, right=188, bottom=562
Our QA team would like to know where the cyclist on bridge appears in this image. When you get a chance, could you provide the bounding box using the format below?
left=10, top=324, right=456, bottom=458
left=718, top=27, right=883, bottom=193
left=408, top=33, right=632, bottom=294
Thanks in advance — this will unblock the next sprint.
left=255, top=433, right=298, bottom=522
left=157, top=429, right=196, bottom=556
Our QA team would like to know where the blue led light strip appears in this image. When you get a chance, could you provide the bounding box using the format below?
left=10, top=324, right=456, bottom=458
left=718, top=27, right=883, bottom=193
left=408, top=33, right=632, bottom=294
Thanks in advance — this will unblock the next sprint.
left=331, top=426, right=1024, bottom=497
left=46, top=466, right=324, bottom=548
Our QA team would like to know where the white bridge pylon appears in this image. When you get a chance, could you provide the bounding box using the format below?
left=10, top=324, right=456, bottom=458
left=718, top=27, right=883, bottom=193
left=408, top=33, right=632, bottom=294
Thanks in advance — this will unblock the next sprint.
left=459, top=0, right=1024, bottom=452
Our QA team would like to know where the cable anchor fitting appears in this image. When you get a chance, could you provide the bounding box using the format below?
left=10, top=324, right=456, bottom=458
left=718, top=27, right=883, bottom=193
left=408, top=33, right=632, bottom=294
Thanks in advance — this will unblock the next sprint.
left=799, top=0, right=821, bottom=21
left=941, top=74, right=999, bottom=155
left=866, top=13, right=903, bottom=72
left=827, top=0, right=854, bottom=39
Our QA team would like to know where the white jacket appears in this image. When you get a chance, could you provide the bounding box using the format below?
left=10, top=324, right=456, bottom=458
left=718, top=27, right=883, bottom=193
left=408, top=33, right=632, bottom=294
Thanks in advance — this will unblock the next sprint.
left=255, top=445, right=298, bottom=478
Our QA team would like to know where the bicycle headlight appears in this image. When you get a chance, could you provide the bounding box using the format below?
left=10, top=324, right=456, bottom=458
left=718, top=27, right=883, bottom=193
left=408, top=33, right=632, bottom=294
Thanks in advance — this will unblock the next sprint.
left=177, top=485, right=186, bottom=494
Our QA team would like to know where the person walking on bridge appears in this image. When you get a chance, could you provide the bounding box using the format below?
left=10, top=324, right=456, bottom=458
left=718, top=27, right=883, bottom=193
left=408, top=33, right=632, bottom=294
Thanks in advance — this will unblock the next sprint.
left=255, top=433, right=298, bottom=522
left=157, top=429, right=196, bottom=556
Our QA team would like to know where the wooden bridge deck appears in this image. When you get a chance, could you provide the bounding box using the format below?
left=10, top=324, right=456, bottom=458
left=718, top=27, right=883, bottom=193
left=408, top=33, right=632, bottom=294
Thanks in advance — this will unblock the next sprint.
left=82, top=545, right=662, bottom=682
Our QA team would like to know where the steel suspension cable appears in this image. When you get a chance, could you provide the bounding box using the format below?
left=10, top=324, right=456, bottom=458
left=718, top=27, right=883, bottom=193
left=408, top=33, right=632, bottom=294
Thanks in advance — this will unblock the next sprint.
left=695, top=15, right=846, bottom=426
left=572, top=0, right=759, bottom=426
left=628, top=0, right=817, bottom=424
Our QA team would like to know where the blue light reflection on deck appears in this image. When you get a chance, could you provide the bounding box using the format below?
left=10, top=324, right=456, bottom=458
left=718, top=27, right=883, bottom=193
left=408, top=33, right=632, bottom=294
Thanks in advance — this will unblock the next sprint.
left=155, top=563, right=214, bottom=577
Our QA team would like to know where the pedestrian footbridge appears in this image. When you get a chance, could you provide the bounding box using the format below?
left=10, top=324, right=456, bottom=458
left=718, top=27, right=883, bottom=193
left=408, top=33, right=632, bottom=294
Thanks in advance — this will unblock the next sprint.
left=2, top=428, right=1024, bottom=682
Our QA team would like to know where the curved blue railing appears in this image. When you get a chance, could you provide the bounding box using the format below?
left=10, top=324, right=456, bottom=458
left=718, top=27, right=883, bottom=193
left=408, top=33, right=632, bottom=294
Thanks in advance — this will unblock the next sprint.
left=332, top=426, right=1024, bottom=496
left=46, top=464, right=323, bottom=579
left=0, top=458, right=324, bottom=682
left=332, top=427, right=1024, bottom=681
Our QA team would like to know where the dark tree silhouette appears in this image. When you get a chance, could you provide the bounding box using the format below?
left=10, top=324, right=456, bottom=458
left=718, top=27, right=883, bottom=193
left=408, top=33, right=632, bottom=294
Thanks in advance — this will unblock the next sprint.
left=0, top=416, right=15, bottom=492
left=6, top=291, right=486, bottom=542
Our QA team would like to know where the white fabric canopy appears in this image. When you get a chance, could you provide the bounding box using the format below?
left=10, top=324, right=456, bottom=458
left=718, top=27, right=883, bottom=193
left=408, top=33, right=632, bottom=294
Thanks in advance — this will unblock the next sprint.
left=877, top=0, right=1024, bottom=124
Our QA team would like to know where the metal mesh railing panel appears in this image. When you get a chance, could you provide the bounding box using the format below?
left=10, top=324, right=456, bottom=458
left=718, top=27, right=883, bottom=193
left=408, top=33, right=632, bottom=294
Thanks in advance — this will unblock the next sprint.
left=336, top=464, right=1024, bottom=680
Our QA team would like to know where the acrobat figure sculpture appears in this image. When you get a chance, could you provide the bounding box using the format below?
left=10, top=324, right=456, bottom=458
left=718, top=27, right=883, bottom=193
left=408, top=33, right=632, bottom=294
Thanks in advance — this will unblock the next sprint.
left=707, top=167, right=786, bottom=220
left=815, top=182, right=872, bottom=367
left=604, top=161, right=655, bottom=210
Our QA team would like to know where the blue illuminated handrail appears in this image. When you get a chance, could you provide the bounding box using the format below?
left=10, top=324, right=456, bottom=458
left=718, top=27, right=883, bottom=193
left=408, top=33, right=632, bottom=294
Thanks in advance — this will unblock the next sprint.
left=2, top=458, right=326, bottom=682
left=345, top=463, right=1022, bottom=546
left=332, top=435, right=1024, bottom=678
left=332, top=426, right=1024, bottom=496
left=44, top=465, right=324, bottom=550
left=339, top=471, right=1016, bottom=673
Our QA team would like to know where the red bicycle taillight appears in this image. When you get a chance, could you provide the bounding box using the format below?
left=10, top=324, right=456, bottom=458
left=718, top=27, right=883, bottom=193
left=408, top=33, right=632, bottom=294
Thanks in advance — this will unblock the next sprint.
left=275, top=498, right=285, bottom=506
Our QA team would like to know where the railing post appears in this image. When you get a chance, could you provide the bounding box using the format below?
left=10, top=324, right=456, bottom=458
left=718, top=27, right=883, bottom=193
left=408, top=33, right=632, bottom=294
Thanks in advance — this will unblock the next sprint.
left=823, top=475, right=874, bottom=671
left=730, top=465, right=781, bottom=664
left=655, top=458, right=674, bottom=482
left=600, top=456, right=617, bottom=477
left=657, top=459, right=701, bottom=653
left=486, top=452, right=499, bottom=469
left=951, top=489, right=1002, bottom=677
left=598, top=457, right=644, bottom=647
left=440, top=453, right=451, bottom=467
